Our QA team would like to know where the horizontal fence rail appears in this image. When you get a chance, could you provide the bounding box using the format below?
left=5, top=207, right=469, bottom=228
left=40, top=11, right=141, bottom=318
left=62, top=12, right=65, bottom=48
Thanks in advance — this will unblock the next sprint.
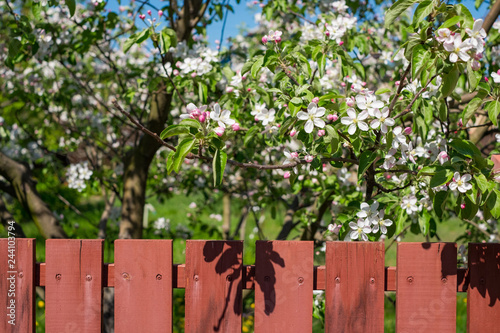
left=1, top=239, right=499, bottom=332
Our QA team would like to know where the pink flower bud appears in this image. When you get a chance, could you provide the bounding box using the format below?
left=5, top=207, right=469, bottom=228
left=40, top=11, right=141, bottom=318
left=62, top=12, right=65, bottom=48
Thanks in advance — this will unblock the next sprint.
left=214, top=127, right=225, bottom=137
left=289, top=130, right=297, bottom=137
left=386, top=174, right=391, bottom=179
left=325, top=31, right=330, bottom=37
left=284, top=171, right=291, bottom=179
left=395, top=80, right=400, bottom=86
left=173, top=69, right=179, bottom=76
left=198, top=114, right=206, bottom=123
left=290, top=152, right=299, bottom=159
left=305, top=155, right=314, bottom=163
left=458, top=119, right=463, bottom=127
left=147, top=10, right=152, bottom=15
left=232, top=123, right=240, bottom=131
left=317, top=129, right=326, bottom=137
left=346, top=97, right=355, bottom=107
left=275, top=36, right=281, bottom=43
left=277, top=124, right=281, bottom=128
left=158, top=10, right=163, bottom=17
left=226, top=86, right=234, bottom=93
left=341, top=82, right=346, bottom=87
left=404, top=127, right=412, bottom=135
left=312, top=97, right=320, bottom=104
left=262, top=35, right=268, bottom=44
left=139, top=14, right=146, bottom=20
left=338, top=41, right=344, bottom=46
left=485, top=77, right=489, bottom=82
left=247, top=88, right=252, bottom=92
left=461, top=203, right=466, bottom=209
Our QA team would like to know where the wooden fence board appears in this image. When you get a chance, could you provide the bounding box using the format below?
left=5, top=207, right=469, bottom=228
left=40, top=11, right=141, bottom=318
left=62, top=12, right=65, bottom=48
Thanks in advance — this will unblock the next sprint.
left=325, top=241, right=384, bottom=332
left=396, top=242, right=457, bottom=333
left=254, top=241, right=313, bottom=332
left=467, top=243, right=500, bottom=333
left=184, top=240, right=243, bottom=332
left=114, top=239, right=173, bottom=333
left=45, top=239, right=103, bottom=332
left=0, top=238, right=35, bottom=333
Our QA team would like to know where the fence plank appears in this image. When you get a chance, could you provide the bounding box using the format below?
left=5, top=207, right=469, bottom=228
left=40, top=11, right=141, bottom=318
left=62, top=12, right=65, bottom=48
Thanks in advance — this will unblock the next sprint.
left=254, top=241, right=313, bottom=332
left=45, top=239, right=103, bottom=332
left=325, top=242, right=384, bottom=332
left=396, top=242, right=457, bottom=333
left=0, top=238, right=35, bottom=333
left=467, top=243, right=500, bottom=332
left=184, top=240, right=243, bottom=332
left=114, top=239, right=173, bottom=333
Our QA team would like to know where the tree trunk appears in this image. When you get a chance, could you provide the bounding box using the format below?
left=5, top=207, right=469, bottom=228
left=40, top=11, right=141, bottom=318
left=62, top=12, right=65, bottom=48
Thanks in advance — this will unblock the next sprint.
left=0, top=151, right=67, bottom=238
left=0, top=196, right=26, bottom=237
left=119, top=91, right=172, bottom=239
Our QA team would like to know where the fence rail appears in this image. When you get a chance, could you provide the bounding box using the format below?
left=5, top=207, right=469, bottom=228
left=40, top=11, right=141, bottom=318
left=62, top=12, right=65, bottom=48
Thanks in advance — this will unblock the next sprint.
left=1, top=239, right=499, bottom=332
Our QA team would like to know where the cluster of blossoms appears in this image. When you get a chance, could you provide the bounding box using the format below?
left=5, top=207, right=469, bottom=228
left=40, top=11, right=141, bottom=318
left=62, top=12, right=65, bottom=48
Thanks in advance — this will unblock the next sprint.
left=168, top=42, right=219, bottom=77
left=262, top=30, right=282, bottom=44
left=349, top=201, right=393, bottom=241
left=65, top=162, right=93, bottom=192
left=436, top=19, right=486, bottom=66
left=153, top=217, right=170, bottom=234
left=180, top=103, right=239, bottom=137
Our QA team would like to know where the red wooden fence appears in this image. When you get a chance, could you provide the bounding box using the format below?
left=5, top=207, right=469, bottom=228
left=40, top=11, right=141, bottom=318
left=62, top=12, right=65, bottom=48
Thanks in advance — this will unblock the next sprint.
left=1, top=239, right=499, bottom=332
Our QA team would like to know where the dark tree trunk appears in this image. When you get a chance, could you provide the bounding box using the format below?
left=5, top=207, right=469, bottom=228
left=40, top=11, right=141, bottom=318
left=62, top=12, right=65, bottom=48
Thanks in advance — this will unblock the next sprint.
left=0, top=151, right=67, bottom=238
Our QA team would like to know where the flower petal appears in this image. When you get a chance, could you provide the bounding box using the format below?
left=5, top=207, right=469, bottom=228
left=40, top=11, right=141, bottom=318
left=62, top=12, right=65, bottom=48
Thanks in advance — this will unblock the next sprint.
left=304, top=120, right=314, bottom=133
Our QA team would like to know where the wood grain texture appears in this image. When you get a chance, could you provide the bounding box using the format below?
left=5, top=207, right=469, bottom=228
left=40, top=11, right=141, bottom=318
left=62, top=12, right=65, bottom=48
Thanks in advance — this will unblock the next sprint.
left=254, top=241, right=314, bottom=332
left=396, top=242, right=457, bottom=333
left=114, top=239, right=173, bottom=333
left=0, top=238, right=35, bottom=333
left=325, top=241, right=385, bottom=333
left=45, top=239, right=103, bottom=332
left=184, top=240, right=243, bottom=333
left=467, top=243, right=500, bottom=333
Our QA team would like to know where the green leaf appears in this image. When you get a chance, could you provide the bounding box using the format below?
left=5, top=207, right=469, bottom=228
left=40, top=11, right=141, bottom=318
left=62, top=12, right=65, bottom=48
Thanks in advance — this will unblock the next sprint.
left=290, top=97, right=302, bottom=105
left=449, top=138, right=482, bottom=159
left=324, top=125, right=339, bottom=153
left=430, top=169, right=454, bottom=188
left=467, top=61, right=480, bottom=91
left=418, top=210, right=431, bottom=235
left=474, top=174, right=489, bottom=193
left=124, top=29, right=150, bottom=53
left=412, top=0, right=434, bottom=26
left=385, top=0, right=421, bottom=29
left=160, top=125, right=190, bottom=139
left=375, top=88, right=391, bottom=95
left=317, top=53, right=327, bottom=78
left=172, top=138, right=196, bottom=173
left=487, top=189, right=500, bottom=219
left=32, top=2, right=42, bottom=19
left=8, top=39, right=22, bottom=58
left=244, top=126, right=260, bottom=146
left=358, top=151, right=377, bottom=180
left=411, top=45, right=430, bottom=80
left=160, top=28, right=177, bottom=54
left=66, top=0, right=76, bottom=17
left=180, top=119, right=202, bottom=129
left=166, top=151, right=175, bottom=175
left=454, top=4, right=474, bottom=29
left=212, top=149, right=227, bottom=186
left=462, top=97, right=482, bottom=125
left=441, top=67, right=459, bottom=98
left=433, top=191, right=448, bottom=218
left=395, top=208, right=406, bottom=235
left=485, top=100, right=500, bottom=126
left=438, top=16, right=461, bottom=30
left=241, top=59, right=256, bottom=76
left=251, top=56, right=264, bottom=79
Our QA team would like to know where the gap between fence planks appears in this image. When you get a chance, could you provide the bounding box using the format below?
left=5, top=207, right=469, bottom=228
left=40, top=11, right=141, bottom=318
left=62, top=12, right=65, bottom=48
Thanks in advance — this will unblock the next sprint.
left=33, top=262, right=468, bottom=291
